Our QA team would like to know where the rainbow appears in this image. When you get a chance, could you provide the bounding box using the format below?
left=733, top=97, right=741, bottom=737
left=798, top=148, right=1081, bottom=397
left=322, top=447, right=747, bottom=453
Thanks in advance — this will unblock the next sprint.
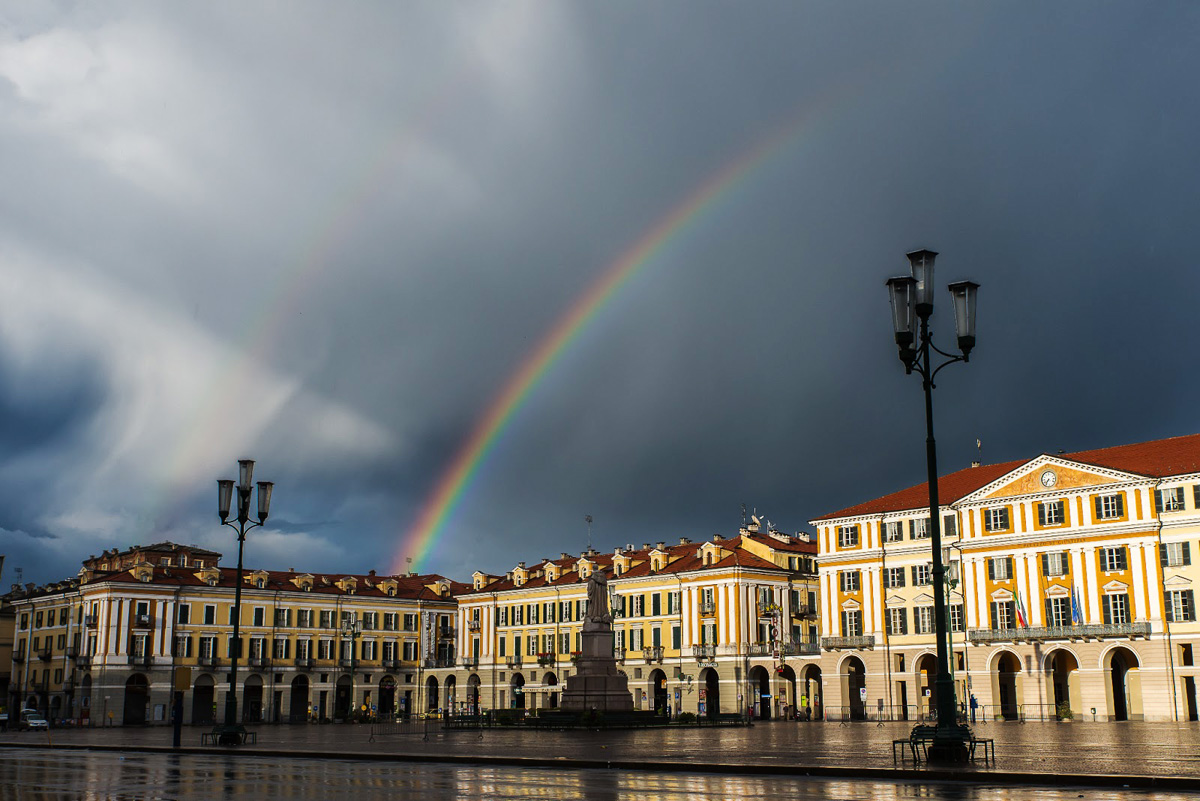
left=393, top=103, right=837, bottom=574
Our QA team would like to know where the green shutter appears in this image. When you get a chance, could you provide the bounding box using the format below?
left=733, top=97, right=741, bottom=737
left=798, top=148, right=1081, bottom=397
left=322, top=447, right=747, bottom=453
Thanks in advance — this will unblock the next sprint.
left=1006, top=556, right=1014, bottom=579
left=1094, top=496, right=1103, bottom=519
left=987, top=559, right=995, bottom=580
left=1102, top=595, right=1112, bottom=625
left=1041, top=553, right=1049, bottom=576
left=1155, top=490, right=1164, bottom=513
left=1161, top=544, right=1169, bottom=567
left=1116, top=494, right=1125, bottom=517
left=1037, top=503, right=1046, bottom=527
left=1184, top=542, right=1193, bottom=566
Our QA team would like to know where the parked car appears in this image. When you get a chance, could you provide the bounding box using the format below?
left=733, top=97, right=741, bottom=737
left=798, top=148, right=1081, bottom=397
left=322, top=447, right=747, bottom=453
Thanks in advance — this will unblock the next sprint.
left=20, top=710, right=49, bottom=731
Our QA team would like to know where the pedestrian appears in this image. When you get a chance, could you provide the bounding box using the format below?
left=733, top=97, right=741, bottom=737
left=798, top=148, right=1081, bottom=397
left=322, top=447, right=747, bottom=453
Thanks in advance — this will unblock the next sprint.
left=804, top=705, right=811, bottom=721
left=969, top=693, right=978, bottom=723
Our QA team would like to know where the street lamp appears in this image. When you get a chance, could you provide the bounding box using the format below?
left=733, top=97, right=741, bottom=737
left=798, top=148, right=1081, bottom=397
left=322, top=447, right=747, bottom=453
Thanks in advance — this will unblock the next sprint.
left=943, top=543, right=972, bottom=718
left=342, top=618, right=362, bottom=720
left=215, top=458, right=273, bottom=745
left=885, top=249, right=979, bottom=763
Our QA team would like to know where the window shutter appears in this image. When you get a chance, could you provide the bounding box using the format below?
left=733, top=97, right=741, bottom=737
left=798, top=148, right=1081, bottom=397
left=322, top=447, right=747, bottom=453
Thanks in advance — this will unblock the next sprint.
left=1041, top=553, right=1049, bottom=576
left=911, top=566, right=919, bottom=585
left=1164, top=592, right=1174, bottom=623
left=1117, top=494, right=1125, bottom=517
left=1161, top=544, right=1169, bottom=567
left=987, top=559, right=995, bottom=581
left=900, top=609, right=908, bottom=635
left=1037, top=503, right=1046, bottom=527
left=1186, top=590, right=1196, bottom=622
left=1061, top=552, right=1070, bottom=576
left=840, top=611, right=848, bottom=636
left=1102, top=595, right=1112, bottom=625
left=898, top=570, right=905, bottom=588
left=1118, top=548, right=1128, bottom=571
left=1006, top=557, right=1014, bottom=579
left=1181, top=542, right=1192, bottom=566
left=989, top=601, right=998, bottom=629
left=1194, top=485, right=1200, bottom=509
left=1155, top=490, right=1164, bottom=513
left=1094, top=496, right=1103, bottom=520
left=1044, top=598, right=1053, bottom=626
left=908, top=519, right=915, bottom=539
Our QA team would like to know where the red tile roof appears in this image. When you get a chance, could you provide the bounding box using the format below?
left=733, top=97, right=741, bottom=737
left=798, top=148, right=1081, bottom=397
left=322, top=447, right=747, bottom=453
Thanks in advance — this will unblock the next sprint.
left=813, top=432, right=1200, bottom=521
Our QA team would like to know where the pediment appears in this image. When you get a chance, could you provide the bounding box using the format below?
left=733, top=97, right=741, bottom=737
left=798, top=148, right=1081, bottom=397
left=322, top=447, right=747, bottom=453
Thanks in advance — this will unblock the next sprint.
left=885, top=594, right=907, bottom=607
left=1164, top=574, right=1193, bottom=587
left=912, top=592, right=934, bottom=605
left=1045, top=584, right=1071, bottom=598
left=990, top=588, right=1014, bottom=602
left=840, top=599, right=861, bottom=611
left=1102, top=579, right=1129, bottom=593
left=964, top=455, right=1145, bottom=503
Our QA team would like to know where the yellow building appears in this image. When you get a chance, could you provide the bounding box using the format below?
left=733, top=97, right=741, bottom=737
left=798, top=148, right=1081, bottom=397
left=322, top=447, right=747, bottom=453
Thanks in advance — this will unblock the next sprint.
left=448, top=526, right=819, bottom=720
left=811, top=433, right=1200, bottom=723
left=8, top=543, right=463, bottom=725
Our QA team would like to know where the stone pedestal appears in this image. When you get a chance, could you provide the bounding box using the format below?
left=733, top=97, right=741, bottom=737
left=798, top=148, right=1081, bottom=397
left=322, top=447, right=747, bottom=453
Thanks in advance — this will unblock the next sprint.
left=561, top=629, right=633, bottom=712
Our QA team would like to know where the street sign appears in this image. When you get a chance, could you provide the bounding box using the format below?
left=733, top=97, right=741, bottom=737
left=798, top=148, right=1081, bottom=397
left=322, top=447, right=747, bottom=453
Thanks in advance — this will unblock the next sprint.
left=859, top=688, right=867, bottom=702
left=173, top=666, right=191, bottom=693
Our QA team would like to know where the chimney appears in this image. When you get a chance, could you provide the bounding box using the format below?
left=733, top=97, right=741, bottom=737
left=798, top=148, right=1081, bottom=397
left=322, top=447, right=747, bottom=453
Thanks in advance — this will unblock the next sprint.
left=970, top=460, right=981, bottom=468
left=369, top=569, right=376, bottom=577
left=678, top=537, right=691, bottom=545
left=517, top=561, right=526, bottom=569
left=408, top=570, right=416, bottom=577
left=642, top=543, right=651, bottom=550
left=626, top=544, right=634, bottom=552
left=712, top=534, right=721, bottom=542
left=614, top=547, right=623, bottom=555
left=655, top=541, right=665, bottom=550
left=560, top=552, right=570, bottom=560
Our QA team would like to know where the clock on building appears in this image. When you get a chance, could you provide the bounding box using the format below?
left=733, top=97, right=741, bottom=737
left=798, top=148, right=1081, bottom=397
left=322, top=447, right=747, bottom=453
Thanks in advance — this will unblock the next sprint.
left=1040, top=469, right=1057, bottom=488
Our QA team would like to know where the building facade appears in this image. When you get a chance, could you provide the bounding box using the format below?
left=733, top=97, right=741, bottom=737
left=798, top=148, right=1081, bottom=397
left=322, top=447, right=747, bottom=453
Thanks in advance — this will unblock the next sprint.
left=9, top=543, right=464, bottom=725
left=811, top=433, right=1200, bottom=723
left=441, top=526, right=820, bottom=720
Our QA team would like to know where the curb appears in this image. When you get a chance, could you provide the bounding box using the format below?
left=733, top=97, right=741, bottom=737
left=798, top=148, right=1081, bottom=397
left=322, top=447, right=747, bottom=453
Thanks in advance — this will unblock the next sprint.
left=1, top=741, right=1195, bottom=791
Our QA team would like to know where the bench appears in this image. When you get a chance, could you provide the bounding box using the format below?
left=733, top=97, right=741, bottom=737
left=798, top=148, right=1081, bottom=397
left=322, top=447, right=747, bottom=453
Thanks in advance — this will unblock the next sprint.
left=201, top=728, right=257, bottom=746
left=969, top=737, right=994, bottom=764
left=893, top=726, right=993, bottom=764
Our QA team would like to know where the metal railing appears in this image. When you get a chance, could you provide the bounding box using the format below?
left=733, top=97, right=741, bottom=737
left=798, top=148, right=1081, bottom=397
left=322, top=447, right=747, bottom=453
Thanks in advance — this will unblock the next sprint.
left=461, top=656, right=479, bottom=668
left=198, top=655, right=221, bottom=666
left=748, top=643, right=772, bottom=656
left=692, top=644, right=716, bottom=660
left=126, top=653, right=152, bottom=666
left=133, top=614, right=153, bottom=627
left=820, top=635, right=876, bottom=649
left=382, top=657, right=402, bottom=669
left=293, top=657, right=314, bottom=669
left=437, top=626, right=456, bottom=639
left=12, top=650, right=26, bottom=663
left=339, top=658, right=355, bottom=668
left=424, top=656, right=455, bottom=668
left=536, top=653, right=555, bottom=666
left=84, top=614, right=98, bottom=627
left=248, top=656, right=270, bottom=667
left=642, top=646, right=664, bottom=663
left=780, top=641, right=821, bottom=656
left=968, top=621, right=1152, bottom=643
left=699, top=600, right=717, bottom=615
left=468, top=620, right=482, bottom=632
left=614, top=647, right=626, bottom=663
left=66, top=645, right=79, bottom=658
left=506, top=656, right=522, bottom=668
left=38, top=648, right=53, bottom=661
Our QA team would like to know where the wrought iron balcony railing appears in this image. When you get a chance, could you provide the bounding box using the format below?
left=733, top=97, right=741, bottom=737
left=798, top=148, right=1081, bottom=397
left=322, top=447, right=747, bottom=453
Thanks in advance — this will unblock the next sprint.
left=780, top=641, right=821, bottom=656
left=698, top=600, right=717, bottom=615
left=126, top=653, right=152, bottom=666
left=692, top=644, right=716, bottom=660
left=197, top=655, right=221, bottom=666
left=967, top=622, right=1152, bottom=643
left=820, top=635, right=875, bottom=650
left=133, top=614, right=154, bottom=627
left=85, top=614, right=98, bottom=627
left=293, top=657, right=314, bottom=669
left=461, top=656, right=479, bottom=668
left=642, top=646, right=664, bottom=663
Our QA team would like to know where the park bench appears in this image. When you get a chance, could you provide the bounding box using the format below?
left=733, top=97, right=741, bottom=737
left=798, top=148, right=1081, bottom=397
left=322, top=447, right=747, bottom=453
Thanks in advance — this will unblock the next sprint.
left=892, top=725, right=993, bottom=764
left=201, top=728, right=257, bottom=746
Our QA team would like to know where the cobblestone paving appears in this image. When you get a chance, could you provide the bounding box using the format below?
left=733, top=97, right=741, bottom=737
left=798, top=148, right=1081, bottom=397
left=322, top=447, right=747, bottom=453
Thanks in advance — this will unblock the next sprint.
left=3, top=719, right=1200, bottom=780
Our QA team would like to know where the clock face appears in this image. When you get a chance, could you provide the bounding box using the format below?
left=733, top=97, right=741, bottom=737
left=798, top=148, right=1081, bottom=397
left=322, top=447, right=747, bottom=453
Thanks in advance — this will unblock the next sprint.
left=1040, top=469, right=1057, bottom=488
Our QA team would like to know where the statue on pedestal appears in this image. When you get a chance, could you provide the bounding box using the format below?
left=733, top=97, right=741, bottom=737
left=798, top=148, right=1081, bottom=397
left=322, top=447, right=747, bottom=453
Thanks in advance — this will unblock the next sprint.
left=585, top=567, right=612, bottom=630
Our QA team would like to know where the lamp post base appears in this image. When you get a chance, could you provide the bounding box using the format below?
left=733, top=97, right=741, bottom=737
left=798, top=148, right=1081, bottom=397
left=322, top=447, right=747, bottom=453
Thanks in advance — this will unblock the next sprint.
left=926, top=723, right=973, bottom=764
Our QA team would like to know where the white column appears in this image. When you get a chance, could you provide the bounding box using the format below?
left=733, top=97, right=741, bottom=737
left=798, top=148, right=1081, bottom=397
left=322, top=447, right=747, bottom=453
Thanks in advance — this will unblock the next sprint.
left=1129, top=543, right=1146, bottom=621
left=861, top=568, right=876, bottom=634
left=972, top=558, right=987, bottom=629
left=1074, top=549, right=1098, bottom=622
left=1015, top=554, right=1036, bottom=626
left=1143, top=543, right=1162, bottom=619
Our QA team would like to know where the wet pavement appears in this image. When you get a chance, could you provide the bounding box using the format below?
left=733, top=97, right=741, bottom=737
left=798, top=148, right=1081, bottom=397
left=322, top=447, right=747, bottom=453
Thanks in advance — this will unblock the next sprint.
left=1, top=748, right=1197, bottom=801
left=4, top=719, right=1200, bottom=782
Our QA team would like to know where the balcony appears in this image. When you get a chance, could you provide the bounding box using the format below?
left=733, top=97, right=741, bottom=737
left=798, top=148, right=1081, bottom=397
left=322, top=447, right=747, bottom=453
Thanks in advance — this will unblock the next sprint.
left=198, top=655, right=221, bottom=667
left=968, top=622, right=1152, bottom=644
left=461, top=656, right=479, bottom=669
left=63, top=677, right=76, bottom=692
left=692, top=644, right=716, bottom=661
left=38, top=648, right=53, bottom=661
left=32, top=677, right=49, bottom=692
left=437, top=626, right=456, bottom=640
left=536, top=653, right=555, bottom=666
left=748, top=643, right=772, bottom=656
left=126, top=653, right=152, bottom=666
left=133, top=614, right=154, bottom=628
left=424, top=656, right=455, bottom=669
left=85, top=614, right=98, bottom=627
left=820, top=635, right=875, bottom=650
left=74, top=653, right=91, bottom=667
left=248, top=656, right=271, bottom=667
left=339, top=657, right=355, bottom=668
left=382, top=658, right=401, bottom=670
left=66, top=645, right=79, bottom=658
left=792, top=604, right=817, bottom=618
left=642, top=646, right=664, bottom=663
left=505, top=656, right=522, bottom=669
left=293, top=657, right=314, bottom=670
left=781, top=641, right=821, bottom=656
left=468, top=620, right=482, bottom=632
left=698, top=600, right=717, bottom=615
left=13, top=650, right=27, bottom=663
left=614, top=647, right=626, bottom=664
left=758, top=603, right=782, bottom=618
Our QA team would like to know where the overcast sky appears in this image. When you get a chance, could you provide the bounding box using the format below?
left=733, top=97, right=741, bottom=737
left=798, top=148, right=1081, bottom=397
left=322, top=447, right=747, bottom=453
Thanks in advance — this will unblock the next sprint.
left=2, top=2, right=1198, bottom=587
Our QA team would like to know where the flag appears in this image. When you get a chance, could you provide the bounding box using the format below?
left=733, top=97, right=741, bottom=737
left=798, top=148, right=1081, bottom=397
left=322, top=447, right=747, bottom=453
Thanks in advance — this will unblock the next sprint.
left=1015, top=592, right=1028, bottom=628
left=1071, top=584, right=1083, bottom=625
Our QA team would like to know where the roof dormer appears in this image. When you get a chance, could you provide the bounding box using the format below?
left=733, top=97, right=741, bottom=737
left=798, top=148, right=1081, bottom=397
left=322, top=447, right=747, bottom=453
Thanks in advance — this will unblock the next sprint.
left=543, top=562, right=559, bottom=582
left=246, top=569, right=270, bottom=589
left=131, top=562, right=154, bottom=583
left=512, top=562, right=528, bottom=587
left=377, top=577, right=398, bottom=596
left=290, top=573, right=315, bottom=592
left=196, top=565, right=221, bottom=586
left=336, top=576, right=358, bottom=594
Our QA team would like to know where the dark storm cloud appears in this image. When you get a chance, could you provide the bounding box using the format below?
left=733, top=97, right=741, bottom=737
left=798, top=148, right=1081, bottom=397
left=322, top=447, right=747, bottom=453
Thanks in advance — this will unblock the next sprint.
left=1, top=2, right=1198, bottom=585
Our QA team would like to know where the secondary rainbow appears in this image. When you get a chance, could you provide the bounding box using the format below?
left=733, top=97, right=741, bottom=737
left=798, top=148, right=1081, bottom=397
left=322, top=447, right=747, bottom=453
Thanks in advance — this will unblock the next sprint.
left=394, top=107, right=829, bottom=574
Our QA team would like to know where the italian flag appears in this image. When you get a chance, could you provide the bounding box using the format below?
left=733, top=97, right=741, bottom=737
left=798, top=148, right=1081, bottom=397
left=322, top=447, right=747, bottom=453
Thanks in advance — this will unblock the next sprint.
left=1015, top=593, right=1029, bottom=628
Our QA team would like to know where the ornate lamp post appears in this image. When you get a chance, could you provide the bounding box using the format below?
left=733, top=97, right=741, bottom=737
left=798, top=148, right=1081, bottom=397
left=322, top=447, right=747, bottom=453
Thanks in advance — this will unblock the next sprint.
left=215, top=459, right=274, bottom=745
left=885, top=249, right=979, bottom=762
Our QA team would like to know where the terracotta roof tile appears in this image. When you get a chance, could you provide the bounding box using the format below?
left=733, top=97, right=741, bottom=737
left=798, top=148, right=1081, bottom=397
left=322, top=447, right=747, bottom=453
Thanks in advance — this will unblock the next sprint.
left=814, top=433, right=1200, bottom=521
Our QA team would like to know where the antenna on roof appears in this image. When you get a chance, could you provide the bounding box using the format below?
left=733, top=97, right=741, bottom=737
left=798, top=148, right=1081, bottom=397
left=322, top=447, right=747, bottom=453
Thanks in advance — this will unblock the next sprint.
left=972, top=438, right=982, bottom=468
left=741, top=503, right=747, bottom=527
left=584, top=515, right=593, bottom=551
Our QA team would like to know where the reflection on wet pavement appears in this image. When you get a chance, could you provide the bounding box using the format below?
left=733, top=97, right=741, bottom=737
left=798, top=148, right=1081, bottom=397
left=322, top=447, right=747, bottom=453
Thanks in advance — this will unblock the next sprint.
left=0, top=750, right=1195, bottom=801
